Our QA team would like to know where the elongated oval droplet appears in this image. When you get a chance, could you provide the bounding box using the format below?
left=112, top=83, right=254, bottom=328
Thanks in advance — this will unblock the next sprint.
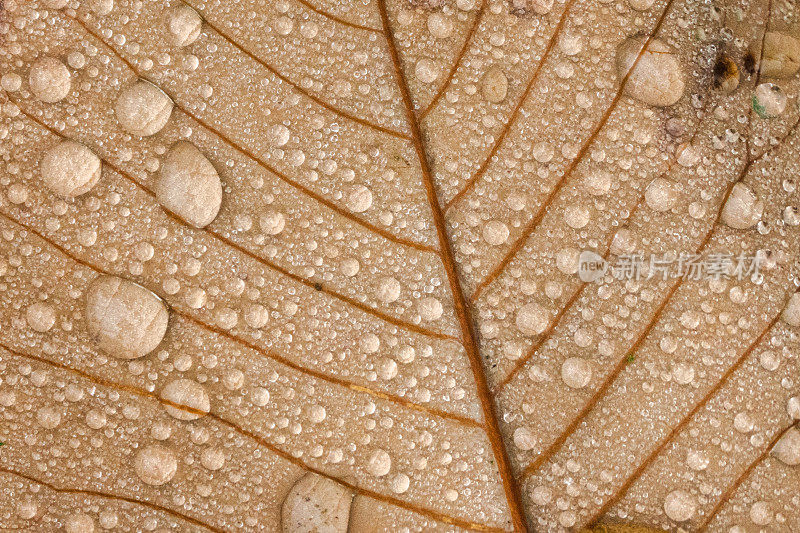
left=115, top=80, right=174, bottom=137
left=85, top=276, right=169, bottom=360
left=282, top=474, right=352, bottom=533
left=155, top=141, right=222, bottom=228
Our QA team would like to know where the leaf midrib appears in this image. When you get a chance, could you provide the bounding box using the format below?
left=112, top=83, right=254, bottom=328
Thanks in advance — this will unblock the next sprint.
left=376, top=2, right=530, bottom=530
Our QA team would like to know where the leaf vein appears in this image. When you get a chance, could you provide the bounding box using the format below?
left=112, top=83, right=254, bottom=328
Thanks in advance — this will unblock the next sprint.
left=443, top=0, right=577, bottom=212
left=585, top=306, right=788, bottom=527
left=377, top=2, right=529, bottom=530
left=521, top=176, right=735, bottom=478
left=417, top=0, right=487, bottom=120
left=0, top=343, right=500, bottom=533
left=697, top=420, right=800, bottom=531
left=519, top=56, right=796, bottom=478
left=493, top=88, right=725, bottom=392
left=466, top=0, right=679, bottom=302
left=0, top=466, right=223, bottom=532
left=15, top=105, right=453, bottom=342
left=180, top=0, right=406, bottom=139
left=292, top=0, right=381, bottom=33
left=62, top=11, right=438, bottom=253
left=0, top=211, right=479, bottom=428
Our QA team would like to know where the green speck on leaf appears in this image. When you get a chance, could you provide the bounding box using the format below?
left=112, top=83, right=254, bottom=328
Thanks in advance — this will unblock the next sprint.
left=626, top=354, right=636, bottom=363
left=752, top=95, right=768, bottom=119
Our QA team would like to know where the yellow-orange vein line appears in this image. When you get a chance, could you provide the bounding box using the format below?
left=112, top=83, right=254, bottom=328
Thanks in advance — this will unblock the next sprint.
left=378, top=1, right=529, bottom=530
left=443, top=0, right=576, bottom=211
left=178, top=0, right=406, bottom=139
left=418, top=0, right=486, bottom=119
left=0, top=211, right=480, bottom=429
left=0, top=467, right=223, bottom=532
left=466, top=0, right=678, bottom=301
left=521, top=98, right=783, bottom=478
left=493, top=88, right=726, bottom=393
left=15, top=106, right=453, bottom=341
left=698, top=420, right=799, bottom=531
left=293, top=0, right=381, bottom=33
left=584, top=308, right=786, bottom=528
left=62, top=12, right=436, bottom=253
left=0, top=343, right=500, bottom=533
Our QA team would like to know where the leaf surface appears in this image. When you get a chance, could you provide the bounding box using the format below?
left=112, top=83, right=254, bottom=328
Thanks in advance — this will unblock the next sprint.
left=0, top=0, right=799, bottom=531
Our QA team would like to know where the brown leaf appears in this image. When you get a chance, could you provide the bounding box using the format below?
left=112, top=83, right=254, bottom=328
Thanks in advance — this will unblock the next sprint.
left=0, top=0, right=799, bottom=531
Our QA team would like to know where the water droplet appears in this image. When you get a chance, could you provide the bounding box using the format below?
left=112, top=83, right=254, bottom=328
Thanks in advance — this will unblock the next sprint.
left=29, top=56, right=71, bottom=103
left=134, top=444, right=178, bottom=486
